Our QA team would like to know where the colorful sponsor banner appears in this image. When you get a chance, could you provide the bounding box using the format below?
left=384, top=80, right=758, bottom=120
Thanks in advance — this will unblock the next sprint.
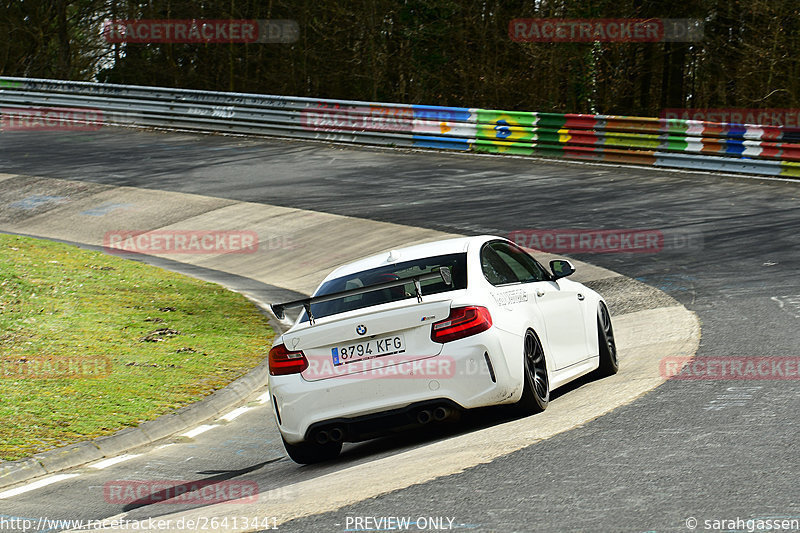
left=468, top=110, right=800, bottom=163
left=475, top=110, right=537, bottom=144
left=412, top=136, right=471, bottom=150
left=472, top=139, right=535, bottom=156
left=4, top=75, right=795, bottom=177
left=509, top=18, right=702, bottom=42
left=412, top=106, right=475, bottom=137
left=412, top=105, right=471, bottom=123
left=102, top=19, right=299, bottom=44
left=412, top=121, right=475, bottom=137
left=780, top=161, right=800, bottom=177
left=1, top=107, right=103, bottom=131
left=661, top=108, right=800, bottom=129
left=601, top=131, right=662, bottom=150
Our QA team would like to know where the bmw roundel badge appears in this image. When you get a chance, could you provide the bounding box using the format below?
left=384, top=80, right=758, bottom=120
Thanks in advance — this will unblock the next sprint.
left=356, top=324, right=367, bottom=336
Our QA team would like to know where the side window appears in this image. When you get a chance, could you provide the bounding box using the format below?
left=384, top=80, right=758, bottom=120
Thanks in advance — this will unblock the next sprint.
left=482, top=241, right=549, bottom=285
left=481, top=245, right=519, bottom=285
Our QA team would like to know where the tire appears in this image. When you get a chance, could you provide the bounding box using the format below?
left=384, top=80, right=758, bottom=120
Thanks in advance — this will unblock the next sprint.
left=595, top=302, right=619, bottom=377
left=281, top=436, right=342, bottom=465
left=517, top=329, right=550, bottom=414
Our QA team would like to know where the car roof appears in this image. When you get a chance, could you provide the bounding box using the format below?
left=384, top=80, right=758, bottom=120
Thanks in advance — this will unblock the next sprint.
left=322, top=235, right=501, bottom=282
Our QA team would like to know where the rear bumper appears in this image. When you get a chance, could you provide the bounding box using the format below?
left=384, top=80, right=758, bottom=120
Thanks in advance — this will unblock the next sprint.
left=306, top=398, right=463, bottom=444
left=269, top=330, right=522, bottom=444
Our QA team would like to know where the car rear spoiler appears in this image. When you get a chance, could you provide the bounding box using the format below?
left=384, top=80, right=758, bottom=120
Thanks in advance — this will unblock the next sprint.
left=270, top=266, right=453, bottom=325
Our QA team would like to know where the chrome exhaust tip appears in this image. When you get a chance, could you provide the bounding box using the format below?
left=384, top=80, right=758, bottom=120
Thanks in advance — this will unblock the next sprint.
left=416, top=409, right=433, bottom=424
left=432, top=406, right=451, bottom=421
left=314, top=430, right=330, bottom=445
left=328, top=427, right=344, bottom=442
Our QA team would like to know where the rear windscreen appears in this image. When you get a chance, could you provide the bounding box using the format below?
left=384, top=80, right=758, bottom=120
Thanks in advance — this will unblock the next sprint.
left=301, top=253, right=467, bottom=322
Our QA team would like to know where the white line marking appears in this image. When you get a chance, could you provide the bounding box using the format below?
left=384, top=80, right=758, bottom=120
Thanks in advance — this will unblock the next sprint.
left=772, top=295, right=800, bottom=317
left=0, top=474, right=80, bottom=499
left=89, top=454, right=141, bottom=470
left=180, top=424, right=215, bottom=438
left=256, top=392, right=271, bottom=404
left=220, top=406, right=251, bottom=421
left=155, top=443, right=174, bottom=450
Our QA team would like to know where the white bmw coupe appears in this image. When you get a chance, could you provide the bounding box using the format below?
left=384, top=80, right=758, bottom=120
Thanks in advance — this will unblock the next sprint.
left=268, top=235, right=617, bottom=463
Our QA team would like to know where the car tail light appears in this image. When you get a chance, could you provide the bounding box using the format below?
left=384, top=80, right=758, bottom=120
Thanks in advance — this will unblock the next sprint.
left=430, top=306, right=493, bottom=343
left=268, top=344, right=308, bottom=375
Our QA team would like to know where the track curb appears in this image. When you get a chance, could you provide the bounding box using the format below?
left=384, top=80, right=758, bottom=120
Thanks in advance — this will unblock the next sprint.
left=0, top=357, right=273, bottom=491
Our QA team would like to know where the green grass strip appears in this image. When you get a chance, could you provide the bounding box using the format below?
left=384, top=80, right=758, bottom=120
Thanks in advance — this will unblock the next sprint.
left=0, top=234, right=274, bottom=461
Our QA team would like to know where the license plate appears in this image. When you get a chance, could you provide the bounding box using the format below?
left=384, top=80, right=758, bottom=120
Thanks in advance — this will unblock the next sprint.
left=331, top=335, right=406, bottom=366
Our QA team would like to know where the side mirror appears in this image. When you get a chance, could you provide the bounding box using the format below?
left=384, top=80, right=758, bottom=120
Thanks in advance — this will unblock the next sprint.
left=550, top=259, right=575, bottom=279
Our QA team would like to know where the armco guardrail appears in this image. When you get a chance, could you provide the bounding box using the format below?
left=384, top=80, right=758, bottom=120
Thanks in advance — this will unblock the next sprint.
left=1, top=76, right=799, bottom=177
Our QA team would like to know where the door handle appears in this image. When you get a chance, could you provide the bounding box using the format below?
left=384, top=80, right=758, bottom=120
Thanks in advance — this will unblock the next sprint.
left=536, top=290, right=545, bottom=297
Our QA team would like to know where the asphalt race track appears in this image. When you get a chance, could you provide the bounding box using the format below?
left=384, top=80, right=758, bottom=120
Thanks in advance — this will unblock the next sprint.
left=0, top=129, right=798, bottom=532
